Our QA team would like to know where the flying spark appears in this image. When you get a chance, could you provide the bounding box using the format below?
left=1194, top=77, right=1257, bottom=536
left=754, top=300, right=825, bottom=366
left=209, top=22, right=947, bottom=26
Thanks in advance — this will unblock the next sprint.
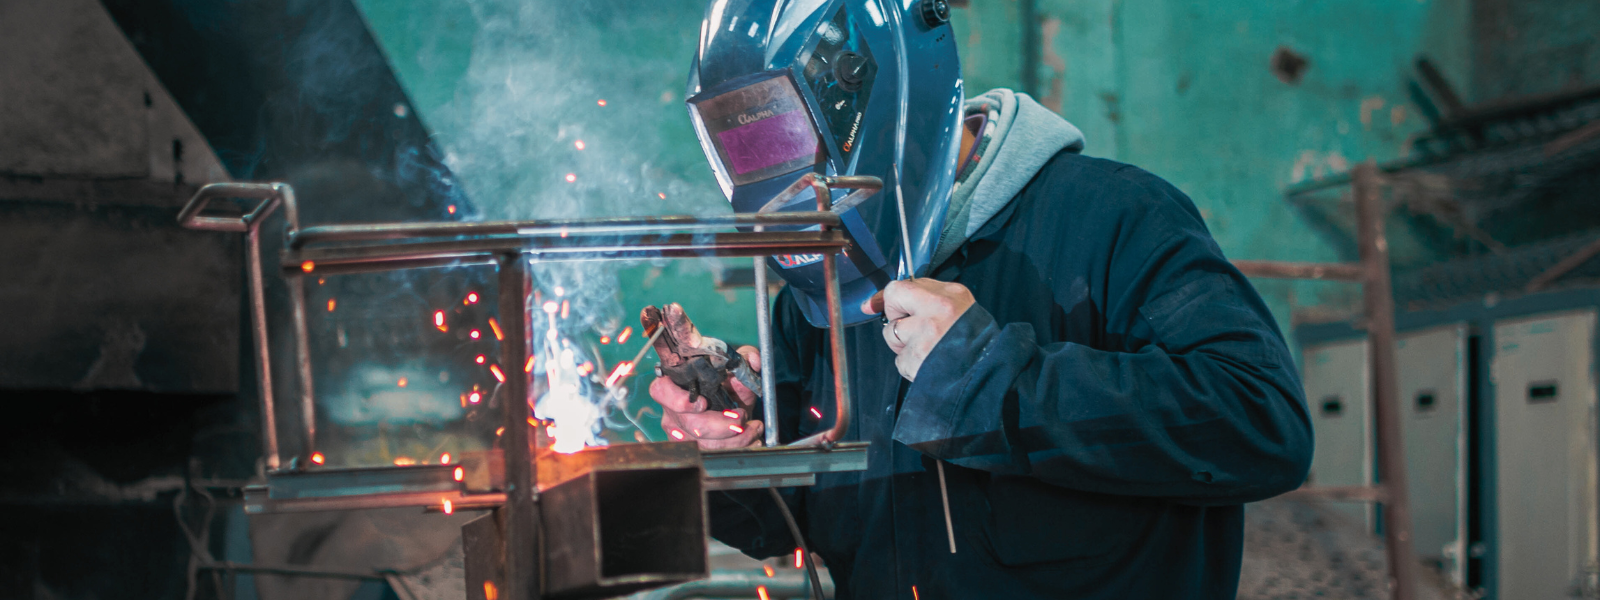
left=604, top=361, right=633, bottom=387
left=560, top=300, right=569, bottom=319
left=599, top=336, right=610, bottom=345
left=397, top=378, right=408, bottom=388
left=489, top=364, right=506, bottom=383
left=810, top=407, right=823, bottom=419
left=310, top=452, right=325, bottom=465
left=453, top=466, right=464, bottom=481
left=327, top=298, right=336, bottom=312
left=525, top=356, right=536, bottom=373
left=616, top=326, right=632, bottom=344
left=447, top=204, right=456, bottom=214
left=468, top=391, right=481, bottom=404
left=394, top=457, right=416, bottom=466
left=574, top=140, right=586, bottom=150
left=597, top=99, right=607, bottom=106
left=554, top=286, right=565, bottom=296
left=729, top=424, right=744, bottom=433
left=466, top=292, right=478, bottom=304
left=484, top=582, right=498, bottom=600
left=434, top=310, right=447, bottom=331
left=475, top=355, right=486, bottom=364
left=488, top=318, right=503, bottom=340
left=757, top=586, right=770, bottom=600
left=440, top=453, right=451, bottom=464
left=442, top=499, right=453, bottom=514
left=794, top=549, right=804, bottom=568
left=670, top=430, right=685, bottom=440
left=723, top=410, right=740, bottom=419
left=470, top=329, right=481, bottom=339
left=763, top=565, right=775, bottom=577
left=300, top=261, right=315, bottom=273
left=542, top=301, right=558, bottom=314
left=564, top=173, right=576, bottom=183
left=658, top=192, right=666, bottom=199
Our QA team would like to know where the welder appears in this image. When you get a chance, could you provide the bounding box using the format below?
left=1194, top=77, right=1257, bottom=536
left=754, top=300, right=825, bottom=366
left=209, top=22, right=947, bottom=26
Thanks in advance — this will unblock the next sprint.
left=647, top=1, right=1314, bottom=598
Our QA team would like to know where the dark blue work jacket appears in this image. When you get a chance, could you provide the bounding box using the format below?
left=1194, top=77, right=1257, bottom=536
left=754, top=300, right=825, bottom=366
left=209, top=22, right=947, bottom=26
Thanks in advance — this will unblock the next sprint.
left=710, top=151, right=1314, bottom=599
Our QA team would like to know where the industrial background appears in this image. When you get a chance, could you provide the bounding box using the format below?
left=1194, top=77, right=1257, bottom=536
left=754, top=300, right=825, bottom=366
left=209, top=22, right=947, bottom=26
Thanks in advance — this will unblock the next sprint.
left=1, top=0, right=1597, bottom=598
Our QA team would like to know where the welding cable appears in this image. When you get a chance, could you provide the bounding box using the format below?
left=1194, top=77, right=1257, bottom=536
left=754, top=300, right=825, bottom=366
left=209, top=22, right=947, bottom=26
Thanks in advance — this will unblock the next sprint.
left=767, top=488, right=825, bottom=600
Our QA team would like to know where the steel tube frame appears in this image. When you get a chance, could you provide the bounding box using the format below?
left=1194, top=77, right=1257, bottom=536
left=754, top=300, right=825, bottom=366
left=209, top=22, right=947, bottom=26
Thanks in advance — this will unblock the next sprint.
left=289, top=212, right=843, bottom=248
left=1235, top=162, right=1418, bottom=600
left=177, top=183, right=287, bottom=469
left=497, top=253, right=541, bottom=600
left=1354, top=162, right=1419, bottom=600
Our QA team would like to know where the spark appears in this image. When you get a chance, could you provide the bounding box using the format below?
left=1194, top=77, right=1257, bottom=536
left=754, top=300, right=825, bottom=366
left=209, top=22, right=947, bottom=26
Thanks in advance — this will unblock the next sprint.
left=495, top=427, right=504, bottom=436
left=525, top=356, right=536, bottom=373
left=326, top=298, right=336, bottom=312
left=394, top=457, right=416, bottom=466
left=599, top=336, right=610, bottom=345
left=912, top=586, right=919, bottom=600
left=453, top=466, right=464, bottom=481
left=488, top=318, right=503, bottom=340
left=489, top=364, right=506, bottom=383
left=597, top=99, right=607, bottom=106
left=310, top=452, right=325, bottom=465
left=794, top=549, right=804, bottom=569
left=658, top=192, right=666, bottom=199
left=577, top=362, right=593, bottom=376
left=763, top=565, right=775, bottom=577
left=442, top=499, right=453, bottom=514
left=317, top=277, right=325, bottom=285
left=475, top=355, right=486, bottom=364
left=397, top=377, right=408, bottom=388
left=469, top=391, right=481, bottom=404
left=434, top=310, right=447, bottom=331
left=757, top=586, right=770, bottom=600
left=723, top=410, right=740, bottom=419
left=574, top=140, right=586, bottom=150
left=560, top=227, right=568, bottom=238
left=466, top=292, right=478, bottom=304
left=604, top=361, right=633, bottom=387
left=554, top=286, right=565, bottom=296
left=300, top=261, right=315, bottom=273
left=564, top=173, right=576, bottom=183
left=729, top=424, right=744, bottom=433
left=810, top=407, right=823, bottom=419
left=669, top=429, right=685, bottom=440
left=542, top=301, right=558, bottom=314
left=440, top=453, right=451, bottom=464
left=484, top=581, right=498, bottom=600
left=560, top=300, right=570, bottom=319
left=470, top=329, right=481, bottom=339
left=616, top=326, right=633, bottom=344
left=447, top=204, right=457, bottom=214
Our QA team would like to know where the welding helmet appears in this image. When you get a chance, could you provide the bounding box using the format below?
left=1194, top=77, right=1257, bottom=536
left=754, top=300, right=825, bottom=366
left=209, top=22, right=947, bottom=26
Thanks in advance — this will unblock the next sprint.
left=686, top=0, right=962, bottom=328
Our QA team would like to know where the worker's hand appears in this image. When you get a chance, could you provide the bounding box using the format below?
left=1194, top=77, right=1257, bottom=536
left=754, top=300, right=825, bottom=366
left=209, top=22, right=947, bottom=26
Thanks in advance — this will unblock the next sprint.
left=648, top=345, right=765, bottom=449
left=861, top=279, right=976, bottom=381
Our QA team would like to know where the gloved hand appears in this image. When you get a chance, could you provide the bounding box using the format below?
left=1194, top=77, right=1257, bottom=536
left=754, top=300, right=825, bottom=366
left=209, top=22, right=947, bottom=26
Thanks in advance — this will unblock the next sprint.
left=643, top=303, right=766, bottom=449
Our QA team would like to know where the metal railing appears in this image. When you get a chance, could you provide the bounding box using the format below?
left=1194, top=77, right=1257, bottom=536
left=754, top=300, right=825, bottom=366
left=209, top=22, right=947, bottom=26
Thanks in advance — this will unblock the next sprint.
left=1233, top=162, right=1420, bottom=600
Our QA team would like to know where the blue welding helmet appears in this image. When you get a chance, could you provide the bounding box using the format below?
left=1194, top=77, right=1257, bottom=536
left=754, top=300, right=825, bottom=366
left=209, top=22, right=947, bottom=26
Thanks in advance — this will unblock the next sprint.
left=686, top=0, right=962, bottom=328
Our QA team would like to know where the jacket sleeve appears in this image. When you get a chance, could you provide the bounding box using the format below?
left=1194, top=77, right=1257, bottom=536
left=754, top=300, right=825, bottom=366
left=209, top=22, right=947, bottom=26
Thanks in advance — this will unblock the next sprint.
left=892, top=188, right=1313, bottom=506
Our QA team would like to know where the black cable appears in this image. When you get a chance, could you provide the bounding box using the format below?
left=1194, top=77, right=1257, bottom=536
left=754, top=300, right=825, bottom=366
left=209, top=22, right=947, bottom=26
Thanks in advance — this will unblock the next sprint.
left=767, top=487, right=826, bottom=600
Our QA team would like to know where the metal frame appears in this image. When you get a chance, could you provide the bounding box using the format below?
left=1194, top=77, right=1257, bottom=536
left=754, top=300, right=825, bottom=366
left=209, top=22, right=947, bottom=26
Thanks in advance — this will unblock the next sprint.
left=179, top=174, right=879, bottom=600
left=1234, top=162, right=1421, bottom=600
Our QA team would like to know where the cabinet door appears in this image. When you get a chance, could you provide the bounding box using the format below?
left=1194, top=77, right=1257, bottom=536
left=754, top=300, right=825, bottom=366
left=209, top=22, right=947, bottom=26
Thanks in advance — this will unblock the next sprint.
left=1396, top=325, right=1467, bottom=585
left=1302, top=338, right=1372, bottom=527
left=1492, top=310, right=1597, bottom=600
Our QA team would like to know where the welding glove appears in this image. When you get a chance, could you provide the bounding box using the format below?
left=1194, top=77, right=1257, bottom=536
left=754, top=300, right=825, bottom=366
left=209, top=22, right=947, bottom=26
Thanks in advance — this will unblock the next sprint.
left=643, top=303, right=765, bottom=449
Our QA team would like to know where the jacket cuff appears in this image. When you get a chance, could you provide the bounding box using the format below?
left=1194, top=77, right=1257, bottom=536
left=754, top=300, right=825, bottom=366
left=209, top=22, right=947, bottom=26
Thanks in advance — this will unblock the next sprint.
left=892, top=303, right=999, bottom=454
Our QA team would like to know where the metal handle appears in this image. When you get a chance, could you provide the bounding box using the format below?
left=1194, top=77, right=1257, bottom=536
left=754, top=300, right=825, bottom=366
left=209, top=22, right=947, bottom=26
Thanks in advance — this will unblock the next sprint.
left=177, top=182, right=289, bottom=233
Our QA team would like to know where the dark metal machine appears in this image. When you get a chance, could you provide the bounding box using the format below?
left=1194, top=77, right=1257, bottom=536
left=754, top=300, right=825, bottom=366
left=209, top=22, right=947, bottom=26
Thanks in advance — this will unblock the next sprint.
left=178, top=174, right=881, bottom=599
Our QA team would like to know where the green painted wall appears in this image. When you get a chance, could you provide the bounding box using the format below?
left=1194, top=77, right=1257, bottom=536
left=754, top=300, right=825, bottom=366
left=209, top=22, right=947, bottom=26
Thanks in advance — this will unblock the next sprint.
left=953, top=0, right=1472, bottom=331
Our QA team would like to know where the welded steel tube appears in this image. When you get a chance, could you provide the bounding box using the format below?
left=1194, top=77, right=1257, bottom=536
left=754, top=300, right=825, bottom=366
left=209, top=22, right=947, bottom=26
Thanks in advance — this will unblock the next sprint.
left=754, top=257, right=779, bottom=447
left=283, top=231, right=848, bottom=275
left=290, top=212, right=843, bottom=248
left=1355, top=162, right=1418, bottom=600
left=1232, top=260, right=1365, bottom=282
left=496, top=253, right=541, bottom=600
left=287, top=275, right=317, bottom=456
left=792, top=180, right=851, bottom=447
left=247, top=221, right=280, bottom=469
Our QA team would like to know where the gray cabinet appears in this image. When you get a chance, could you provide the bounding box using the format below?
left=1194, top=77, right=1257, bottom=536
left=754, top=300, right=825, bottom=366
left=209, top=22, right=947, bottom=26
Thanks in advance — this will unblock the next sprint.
left=1396, top=325, right=1468, bottom=586
left=1491, top=310, right=1598, bottom=600
left=1302, top=337, right=1373, bottom=526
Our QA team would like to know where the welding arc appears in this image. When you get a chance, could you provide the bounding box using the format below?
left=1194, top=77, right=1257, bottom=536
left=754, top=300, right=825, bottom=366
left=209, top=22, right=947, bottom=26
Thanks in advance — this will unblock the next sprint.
left=768, top=488, right=825, bottom=600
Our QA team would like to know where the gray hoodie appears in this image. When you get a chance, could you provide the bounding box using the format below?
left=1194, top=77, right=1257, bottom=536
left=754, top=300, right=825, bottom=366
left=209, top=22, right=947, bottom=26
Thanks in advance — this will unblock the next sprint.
left=930, top=89, right=1086, bottom=269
